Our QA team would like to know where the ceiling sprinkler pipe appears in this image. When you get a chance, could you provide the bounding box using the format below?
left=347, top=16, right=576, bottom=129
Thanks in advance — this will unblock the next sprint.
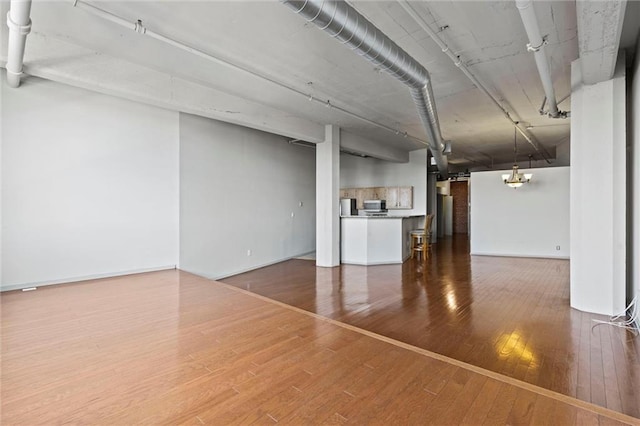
left=516, top=0, right=567, bottom=119
left=5, top=0, right=32, bottom=88
left=396, top=0, right=551, bottom=163
left=72, top=0, right=432, bottom=149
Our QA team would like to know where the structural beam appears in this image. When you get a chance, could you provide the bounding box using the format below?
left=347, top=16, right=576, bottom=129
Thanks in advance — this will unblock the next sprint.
left=576, top=0, right=627, bottom=85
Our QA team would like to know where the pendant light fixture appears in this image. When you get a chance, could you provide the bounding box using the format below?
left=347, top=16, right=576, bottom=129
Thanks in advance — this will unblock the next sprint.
left=502, top=126, right=532, bottom=188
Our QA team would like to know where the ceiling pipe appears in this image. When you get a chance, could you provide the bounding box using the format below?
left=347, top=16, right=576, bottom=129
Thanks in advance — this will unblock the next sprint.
left=5, top=0, right=32, bottom=88
left=396, top=0, right=551, bottom=164
left=71, top=0, right=431, bottom=150
left=281, top=0, right=449, bottom=178
left=515, top=0, right=568, bottom=119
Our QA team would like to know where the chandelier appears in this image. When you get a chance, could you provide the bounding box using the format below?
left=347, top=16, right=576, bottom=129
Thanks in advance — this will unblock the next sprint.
left=502, top=127, right=532, bottom=188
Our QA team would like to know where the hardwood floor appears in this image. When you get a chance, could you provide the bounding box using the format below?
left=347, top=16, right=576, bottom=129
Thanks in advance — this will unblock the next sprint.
left=223, top=235, right=640, bottom=420
left=2, top=268, right=637, bottom=424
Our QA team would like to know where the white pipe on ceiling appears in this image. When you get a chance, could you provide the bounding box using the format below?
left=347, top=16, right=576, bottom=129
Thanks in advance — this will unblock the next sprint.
left=5, top=0, right=32, bottom=88
left=396, top=0, right=552, bottom=164
left=71, top=0, right=431, bottom=150
left=516, top=0, right=568, bottom=119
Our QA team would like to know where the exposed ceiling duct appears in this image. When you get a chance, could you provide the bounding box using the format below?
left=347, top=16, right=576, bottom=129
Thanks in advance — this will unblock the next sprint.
left=396, top=0, right=552, bottom=164
left=281, top=0, right=449, bottom=178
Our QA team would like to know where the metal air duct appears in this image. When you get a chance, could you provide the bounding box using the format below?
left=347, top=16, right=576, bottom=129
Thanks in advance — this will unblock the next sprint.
left=281, top=0, right=449, bottom=177
left=397, top=0, right=552, bottom=163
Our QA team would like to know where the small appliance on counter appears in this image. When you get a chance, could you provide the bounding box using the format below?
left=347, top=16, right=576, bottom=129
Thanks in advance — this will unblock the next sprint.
left=340, top=198, right=357, bottom=216
left=359, top=199, right=388, bottom=216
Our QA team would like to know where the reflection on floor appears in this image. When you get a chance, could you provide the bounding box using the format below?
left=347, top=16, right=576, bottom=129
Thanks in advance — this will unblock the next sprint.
left=6, top=269, right=635, bottom=424
left=223, top=235, right=640, bottom=419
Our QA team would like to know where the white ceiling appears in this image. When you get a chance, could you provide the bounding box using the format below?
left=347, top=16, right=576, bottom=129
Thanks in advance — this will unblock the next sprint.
left=2, top=0, right=638, bottom=171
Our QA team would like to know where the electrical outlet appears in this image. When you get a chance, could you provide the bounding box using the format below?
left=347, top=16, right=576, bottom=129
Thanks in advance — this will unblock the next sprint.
left=247, top=249, right=252, bottom=256
left=556, top=245, right=560, bottom=251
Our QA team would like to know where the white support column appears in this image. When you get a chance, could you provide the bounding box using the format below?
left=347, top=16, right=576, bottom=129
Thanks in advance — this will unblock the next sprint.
left=426, top=158, right=438, bottom=243
left=316, top=125, right=340, bottom=267
left=632, top=36, right=640, bottom=329
left=570, top=54, right=627, bottom=316
left=6, top=0, right=32, bottom=88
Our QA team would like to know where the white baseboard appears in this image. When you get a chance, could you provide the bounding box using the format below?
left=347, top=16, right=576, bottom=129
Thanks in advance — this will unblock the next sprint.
left=0, top=265, right=177, bottom=292
left=470, top=252, right=570, bottom=260
left=340, top=259, right=403, bottom=266
left=182, top=252, right=314, bottom=281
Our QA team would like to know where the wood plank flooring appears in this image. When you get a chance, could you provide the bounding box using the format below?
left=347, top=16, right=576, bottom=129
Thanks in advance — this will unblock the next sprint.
left=223, top=236, right=640, bottom=420
left=2, top=268, right=637, bottom=424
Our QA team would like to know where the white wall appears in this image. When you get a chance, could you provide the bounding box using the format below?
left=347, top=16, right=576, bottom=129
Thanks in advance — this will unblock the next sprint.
left=340, top=149, right=427, bottom=215
left=443, top=195, right=453, bottom=236
left=570, top=56, right=627, bottom=316
left=1, top=75, right=179, bottom=290
left=555, top=138, right=571, bottom=166
left=179, top=113, right=315, bottom=279
left=470, top=167, right=570, bottom=259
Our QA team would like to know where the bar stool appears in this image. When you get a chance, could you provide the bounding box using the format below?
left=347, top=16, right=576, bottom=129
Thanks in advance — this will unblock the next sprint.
left=411, top=213, right=434, bottom=260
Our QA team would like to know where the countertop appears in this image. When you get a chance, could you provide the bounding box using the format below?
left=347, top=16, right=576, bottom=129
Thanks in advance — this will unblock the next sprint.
left=340, top=214, right=425, bottom=219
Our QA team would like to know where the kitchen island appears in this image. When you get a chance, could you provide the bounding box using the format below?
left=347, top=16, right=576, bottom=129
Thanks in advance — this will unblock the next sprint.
left=340, top=215, right=425, bottom=265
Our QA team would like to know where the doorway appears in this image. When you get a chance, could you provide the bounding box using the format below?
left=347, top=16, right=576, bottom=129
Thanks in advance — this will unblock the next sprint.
left=450, top=181, right=469, bottom=235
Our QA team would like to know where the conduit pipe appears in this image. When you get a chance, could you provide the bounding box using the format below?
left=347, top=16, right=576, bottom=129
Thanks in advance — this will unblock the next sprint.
left=397, top=0, right=551, bottom=163
left=516, top=0, right=568, bottom=119
left=5, top=0, right=32, bottom=88
left=281, top=0, right=449, bottom=177
left=71, top=1, right=432, bottom=151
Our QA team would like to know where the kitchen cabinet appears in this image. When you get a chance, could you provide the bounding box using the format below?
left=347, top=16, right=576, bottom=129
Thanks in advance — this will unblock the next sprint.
left=373, top=186, right=387, bottom=200
left=355, top=187, right=375, bottom=209
left=341, top=215, right=425, bottom=264
left=398, top=186, right=413, bottom=209
left=339, top=186, right=413, bottom=210
left=386, top=187, right=398, bottom=208
left=340, top=188, right=357, bottom=199
left=386, top=186, right=413, bottom=209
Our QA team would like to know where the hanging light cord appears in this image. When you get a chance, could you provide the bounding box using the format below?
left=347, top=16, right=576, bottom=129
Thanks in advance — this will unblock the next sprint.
left=513, top=127, right=518, bottom=165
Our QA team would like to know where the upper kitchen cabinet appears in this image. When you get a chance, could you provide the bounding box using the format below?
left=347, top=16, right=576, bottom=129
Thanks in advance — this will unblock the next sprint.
left=386, top=186, right=413, bottom=209
left=373, top=187, right=387, bottom=200
left=340, top=188, right=357, bottom=199
left=355, top=187, right=375, bottom=209
left=339, top=186, right=413, bottom=210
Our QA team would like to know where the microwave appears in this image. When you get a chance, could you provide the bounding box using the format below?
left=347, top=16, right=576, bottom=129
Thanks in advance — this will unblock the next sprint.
left=363, top=199, right=386, bottom=211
